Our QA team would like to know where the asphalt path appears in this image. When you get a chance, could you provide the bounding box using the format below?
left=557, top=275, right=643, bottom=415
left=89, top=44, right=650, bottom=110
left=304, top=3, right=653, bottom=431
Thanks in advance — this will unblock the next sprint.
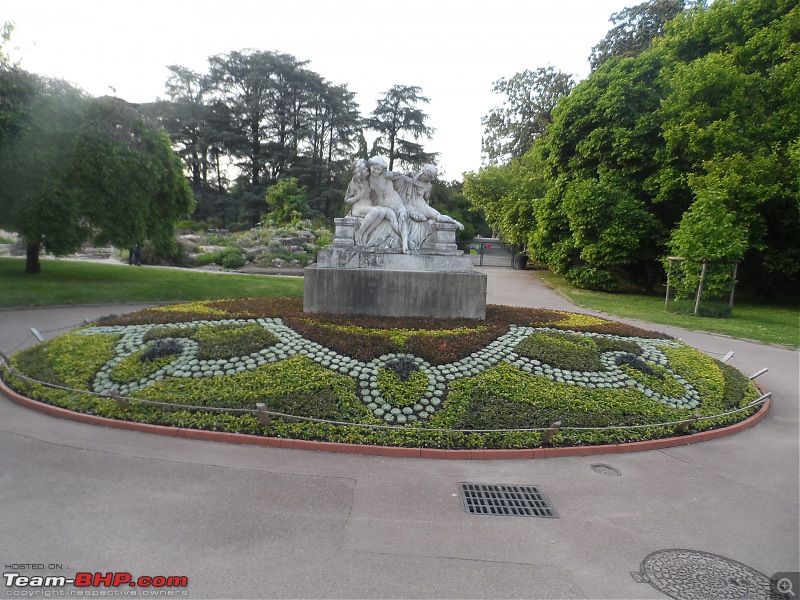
left=1, top=267, right=797, bottom=599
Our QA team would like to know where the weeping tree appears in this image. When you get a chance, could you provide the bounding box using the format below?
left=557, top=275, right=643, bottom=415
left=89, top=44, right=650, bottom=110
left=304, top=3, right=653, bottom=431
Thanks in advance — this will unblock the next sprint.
left=0, top=69, right=193, bottom=273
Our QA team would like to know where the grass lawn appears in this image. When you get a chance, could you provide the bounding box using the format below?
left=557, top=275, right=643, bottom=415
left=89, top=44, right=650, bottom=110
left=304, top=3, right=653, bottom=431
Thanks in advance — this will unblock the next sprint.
left=536, top=271, right=799, bottom=348
left=0, top=258, right=303, bottom=308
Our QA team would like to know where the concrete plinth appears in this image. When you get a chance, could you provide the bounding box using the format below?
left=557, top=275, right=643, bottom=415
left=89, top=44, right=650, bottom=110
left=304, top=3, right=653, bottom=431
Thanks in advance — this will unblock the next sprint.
left=303, top=265, right=487, bottom=319
left=316, top=247, right=473, bottom=272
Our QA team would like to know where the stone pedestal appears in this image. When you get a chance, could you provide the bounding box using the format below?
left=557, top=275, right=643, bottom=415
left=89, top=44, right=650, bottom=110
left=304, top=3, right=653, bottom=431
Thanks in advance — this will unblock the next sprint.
left=305, top=216, right=487, bottom=319
left=304, top=264, right=487, bottom=319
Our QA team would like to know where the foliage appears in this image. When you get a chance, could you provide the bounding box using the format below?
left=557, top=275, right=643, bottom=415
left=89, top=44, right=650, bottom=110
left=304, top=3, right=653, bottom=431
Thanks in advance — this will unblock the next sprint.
left=493, top=0, right=800, bottom=295
left=194, top=247, right=246, bottom=269
left=463, top=151, right=546, bottom=248
left=110, top=347, right=179, bottom=384
left=428, top=179, right=490, bottom=241
left=367, top=85, right=436, bottom=171
left=46, top=333, right=119, bottom=389
left=666, top=189, right=748, bottom=300
left=193, top=323, right=278, bottom=359
left=264, top=178, right=309, bottom=225
left=481, top=66, right=575, bottom=164
left=0, top=73, right=194, bottom=274
left=589, top=0, right=688, bottom=70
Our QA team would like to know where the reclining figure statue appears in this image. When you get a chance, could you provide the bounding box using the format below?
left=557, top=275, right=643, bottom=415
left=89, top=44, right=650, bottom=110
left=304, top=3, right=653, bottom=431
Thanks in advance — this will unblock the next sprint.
left=344, top=156, right=463, bottom=253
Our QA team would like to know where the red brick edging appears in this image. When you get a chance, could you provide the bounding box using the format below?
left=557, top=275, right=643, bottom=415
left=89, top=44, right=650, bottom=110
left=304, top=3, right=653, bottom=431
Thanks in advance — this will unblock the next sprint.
left=0, top=377, right=770, bottom=459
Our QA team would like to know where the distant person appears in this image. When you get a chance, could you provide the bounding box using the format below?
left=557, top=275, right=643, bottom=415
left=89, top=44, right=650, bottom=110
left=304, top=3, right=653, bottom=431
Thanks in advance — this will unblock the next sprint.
left=129, top=244, right=141, bottom=266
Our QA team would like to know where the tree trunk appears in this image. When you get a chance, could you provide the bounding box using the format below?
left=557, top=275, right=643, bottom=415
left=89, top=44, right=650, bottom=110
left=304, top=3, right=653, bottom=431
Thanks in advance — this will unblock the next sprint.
left=25, top=241, right=41, bottom=274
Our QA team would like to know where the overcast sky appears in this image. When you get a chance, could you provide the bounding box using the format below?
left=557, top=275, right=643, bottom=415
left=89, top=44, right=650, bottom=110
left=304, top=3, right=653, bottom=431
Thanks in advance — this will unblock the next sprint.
left=4, top=0, right=635, bottom=179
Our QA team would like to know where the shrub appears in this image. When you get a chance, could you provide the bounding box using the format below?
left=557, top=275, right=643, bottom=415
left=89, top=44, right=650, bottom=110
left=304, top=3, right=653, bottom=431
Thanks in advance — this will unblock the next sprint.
left=515, top=331, right=605, bottom=371
left=175, top=220, right=207, bottom=233
left=194, top=247, right=245, bottom=270
left=566, top=266, right=619, bottom=291
left=193, top=323, right=278, bottom=360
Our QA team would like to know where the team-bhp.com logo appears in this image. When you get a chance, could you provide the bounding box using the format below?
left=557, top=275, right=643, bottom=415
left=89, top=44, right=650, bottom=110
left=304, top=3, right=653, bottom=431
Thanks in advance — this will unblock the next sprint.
left=4, top=571, right=188, bottom=596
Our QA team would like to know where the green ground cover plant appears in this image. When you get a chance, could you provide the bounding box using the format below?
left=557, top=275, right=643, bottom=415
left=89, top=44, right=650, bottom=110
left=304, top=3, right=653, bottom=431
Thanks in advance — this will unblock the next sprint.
left=537, top=271, right=799, bottom=348
left=2, top=298, right=763, bottom=450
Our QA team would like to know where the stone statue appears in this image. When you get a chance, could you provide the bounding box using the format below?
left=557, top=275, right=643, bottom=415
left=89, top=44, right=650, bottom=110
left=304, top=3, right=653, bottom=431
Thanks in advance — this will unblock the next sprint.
left=309, top=158, right=486, bottom=319
left=393, top=164, right=463, bottom=249
left=342, top=156, right=463, bottom=253
left=344, top=159, right=400, bottom=246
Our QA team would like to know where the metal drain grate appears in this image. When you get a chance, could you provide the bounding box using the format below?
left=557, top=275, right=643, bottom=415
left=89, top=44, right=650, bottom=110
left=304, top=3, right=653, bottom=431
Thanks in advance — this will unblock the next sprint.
left=458, top=483, right=558, bottom=517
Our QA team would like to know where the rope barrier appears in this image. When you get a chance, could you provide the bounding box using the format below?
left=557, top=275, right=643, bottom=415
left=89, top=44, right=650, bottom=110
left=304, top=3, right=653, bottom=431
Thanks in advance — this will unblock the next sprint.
left=0, top=352, right=768, bottom=435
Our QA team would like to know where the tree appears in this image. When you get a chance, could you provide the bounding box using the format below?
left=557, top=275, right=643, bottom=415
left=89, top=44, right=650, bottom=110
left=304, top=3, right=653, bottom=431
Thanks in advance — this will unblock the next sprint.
left=147, top=65, right=217, bottom=188
left=427, top=180, right=490, bottom=242
left=264, top=178, right=309, bottom=225
left=0, top=21, right=14, bottom=68
left=206, top=50, right=286, bottom=188
left=0, top=73, right=194, bottom=274
left=656, top=0, right=800, bottom=294
left=589, top=0, right=688, bottom=70
left=199, top=49, right=361, bottom=223
left=368, top=85, right=435, bottom=171
left=516, top=0, right=799, bottom=294
left=481, top=67, right=574, bottom=164
left=666, top=188, right=748, bottom=300
left=463, top=150, right=546, bottom=249
left=535, top=50, right=670, bottom=289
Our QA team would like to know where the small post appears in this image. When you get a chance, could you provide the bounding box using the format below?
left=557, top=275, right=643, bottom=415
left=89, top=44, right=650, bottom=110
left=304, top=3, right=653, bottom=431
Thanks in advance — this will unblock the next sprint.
left=728, top=261, right=738, bottom=309
left=110, top=392, right=130, bottom=410
left=542, top=421, right=562, bottom=445
left=721, top=351, right=734, bottom=364
left=749, top=368, right=768, bottom=380
left=674, top=413, right=701, bottom=435
left=256, top=403, right=271, bottom=427
left=694, top=261, right=707, bottom=316
left=664, top=259, right=672, bottom=311
left=748, top=392, right=772, bottom=406
left=30, top=328, right=45, bottom=342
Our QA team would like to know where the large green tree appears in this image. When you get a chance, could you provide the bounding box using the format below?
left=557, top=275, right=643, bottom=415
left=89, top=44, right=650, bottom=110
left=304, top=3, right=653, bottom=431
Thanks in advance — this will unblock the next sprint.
left=194, top=49, right=361, bottom=224
left=0, top=70, right=194, bottom=274
left=524, top=0, right=799, bottom=293
left=656, top=0, right=800, bottom=294
left=481, top=67, right=574, bottom=164
left=368, top=85, right=436, bottom=171
left=589, top=0, right=689, bottom=70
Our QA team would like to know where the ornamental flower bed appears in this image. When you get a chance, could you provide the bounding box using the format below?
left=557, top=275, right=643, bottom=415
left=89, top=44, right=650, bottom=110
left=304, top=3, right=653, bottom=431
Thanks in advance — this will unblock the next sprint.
left=1, top=298, right=762, bottom=449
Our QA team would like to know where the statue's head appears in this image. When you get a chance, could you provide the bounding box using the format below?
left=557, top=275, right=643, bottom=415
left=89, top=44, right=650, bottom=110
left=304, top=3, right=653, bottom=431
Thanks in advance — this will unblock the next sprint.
left=367, top=156, right=387, bottom=173
left=418, top=164, right=438, bottom=181
left=352, top=158, right=368, bottom=177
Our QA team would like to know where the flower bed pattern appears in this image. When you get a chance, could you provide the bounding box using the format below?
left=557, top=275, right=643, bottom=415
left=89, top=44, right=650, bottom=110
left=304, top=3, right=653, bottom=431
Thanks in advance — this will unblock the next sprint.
left=1, top=299, right=762, bottom=449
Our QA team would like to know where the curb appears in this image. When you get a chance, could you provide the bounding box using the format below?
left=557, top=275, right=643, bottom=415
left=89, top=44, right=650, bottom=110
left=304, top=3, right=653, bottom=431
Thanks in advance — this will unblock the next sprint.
left=0, top=377, right=771, bottom=459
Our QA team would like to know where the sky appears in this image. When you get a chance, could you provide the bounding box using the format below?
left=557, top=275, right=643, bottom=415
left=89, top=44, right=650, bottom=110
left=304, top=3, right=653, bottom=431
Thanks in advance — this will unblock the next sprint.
left=3, top=0, right=636, bottom=180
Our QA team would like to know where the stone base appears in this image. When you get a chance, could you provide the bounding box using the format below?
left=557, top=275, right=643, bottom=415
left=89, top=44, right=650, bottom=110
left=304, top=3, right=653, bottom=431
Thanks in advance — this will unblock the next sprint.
left=316, top=247, right=473, bottom=272
left=303, top=265, right=487, bottom=319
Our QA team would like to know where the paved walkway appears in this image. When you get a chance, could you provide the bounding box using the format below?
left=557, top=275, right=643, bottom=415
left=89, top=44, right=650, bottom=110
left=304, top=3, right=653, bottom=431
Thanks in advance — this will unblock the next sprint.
left=1, top=267, right=797, bottom=599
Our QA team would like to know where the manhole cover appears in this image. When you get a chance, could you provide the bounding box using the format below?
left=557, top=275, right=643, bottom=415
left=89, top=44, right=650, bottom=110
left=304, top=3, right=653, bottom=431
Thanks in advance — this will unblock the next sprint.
left=591, top=463, right=621, bottom=476
left=458, top=483, right=558, bottom=517
left=631, top=549, right=782, bottom=600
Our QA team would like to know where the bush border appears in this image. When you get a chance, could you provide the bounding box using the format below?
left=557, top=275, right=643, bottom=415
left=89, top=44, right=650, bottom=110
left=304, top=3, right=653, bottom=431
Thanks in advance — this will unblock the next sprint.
left=0, top=375, right=770, bottom=459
